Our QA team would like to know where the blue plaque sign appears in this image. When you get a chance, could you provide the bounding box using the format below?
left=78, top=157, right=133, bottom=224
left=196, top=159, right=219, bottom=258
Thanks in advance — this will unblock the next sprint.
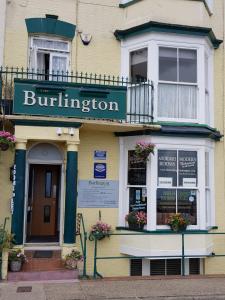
left=94, top=150, right=107, bottom=160
left=94, top=163, right=106, bottom=179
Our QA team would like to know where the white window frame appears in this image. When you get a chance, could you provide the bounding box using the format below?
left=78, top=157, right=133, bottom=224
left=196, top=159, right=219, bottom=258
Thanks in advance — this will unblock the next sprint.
left=28, top=36, right=71, bottom=74
left=120, top=32, right=214, bottom=127
left=119, top=135, right=215, bottom=231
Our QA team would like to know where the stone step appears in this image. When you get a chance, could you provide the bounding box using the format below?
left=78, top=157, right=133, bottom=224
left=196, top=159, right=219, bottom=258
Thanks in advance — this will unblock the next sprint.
left=22, top=258, right=64, bottom=272
left=8, top=269, right=78, bottom=281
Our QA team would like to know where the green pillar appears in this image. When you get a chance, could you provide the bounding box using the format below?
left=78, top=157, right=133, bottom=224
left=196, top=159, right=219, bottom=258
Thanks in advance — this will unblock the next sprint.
left=64, top=150, right=78, bottom=243
left=11, top=149, right=26, bottom=245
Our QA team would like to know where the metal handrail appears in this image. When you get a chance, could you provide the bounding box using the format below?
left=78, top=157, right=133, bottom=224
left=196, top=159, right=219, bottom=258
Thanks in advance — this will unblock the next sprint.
left=92, top=229, right=225, bottom=279
left=76, top=213, right=88, bottom=278
left=0, top=217, right=9, bottom=280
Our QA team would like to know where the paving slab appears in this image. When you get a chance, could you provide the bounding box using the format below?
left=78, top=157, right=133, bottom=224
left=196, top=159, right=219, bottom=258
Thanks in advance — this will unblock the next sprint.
left=1, top=276, right=225, bottom=300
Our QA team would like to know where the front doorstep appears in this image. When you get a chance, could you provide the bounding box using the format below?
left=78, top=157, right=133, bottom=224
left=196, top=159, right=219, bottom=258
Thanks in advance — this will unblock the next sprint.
left=8, top=269, right=79, bottom=281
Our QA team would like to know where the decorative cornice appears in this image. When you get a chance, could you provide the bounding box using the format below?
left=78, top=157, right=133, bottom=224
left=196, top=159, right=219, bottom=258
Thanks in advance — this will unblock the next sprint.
left=114, top=21, right=222, bottom=49
left=25, top=18, right=76, bottom=40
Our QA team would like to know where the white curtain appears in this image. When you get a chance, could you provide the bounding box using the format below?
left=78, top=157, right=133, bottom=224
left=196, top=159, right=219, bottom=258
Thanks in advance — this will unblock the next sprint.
left=158, top=83, right=197, bottom=120
left=51, top=56, right=67, bottom=81
left=33, top=38, right=68, bottom=51
left=127, top=83, right=151, bottom=123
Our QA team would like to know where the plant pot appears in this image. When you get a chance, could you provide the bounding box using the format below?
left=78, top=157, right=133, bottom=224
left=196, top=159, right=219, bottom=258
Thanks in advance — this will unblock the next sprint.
left=0, top=143, right=9, bottom=151
left=170, top=224, right=187, bottom=232
left=10, top=260, right=22, bottom=272
left=65, top=258, right=78, bottom=270
left=128, top=223, right=144, bottom=230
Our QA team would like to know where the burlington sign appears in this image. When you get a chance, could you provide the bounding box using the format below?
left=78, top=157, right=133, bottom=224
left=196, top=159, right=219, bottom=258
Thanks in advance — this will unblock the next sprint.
left=13, top=79, right=127, bottom=120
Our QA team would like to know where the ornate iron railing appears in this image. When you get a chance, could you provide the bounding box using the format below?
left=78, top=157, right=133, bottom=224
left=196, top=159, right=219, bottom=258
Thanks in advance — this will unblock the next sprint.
left=0, top=67, right=154, bottom=124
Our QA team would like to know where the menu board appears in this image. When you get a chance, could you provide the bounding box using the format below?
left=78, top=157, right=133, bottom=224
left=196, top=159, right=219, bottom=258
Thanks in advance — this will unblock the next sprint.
left=178, top=151, right=197, bottom=187
left=129, top=187, right=147, bottom=212
left=158, top=150, right=177, bottom=187
left=78, top=180, right=119, bottom=208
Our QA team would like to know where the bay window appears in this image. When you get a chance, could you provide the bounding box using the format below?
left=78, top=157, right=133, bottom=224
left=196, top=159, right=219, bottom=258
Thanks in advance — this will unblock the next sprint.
left=122, top=33, right=213, bottom=125
left=121, top=137, right=214, bottom=230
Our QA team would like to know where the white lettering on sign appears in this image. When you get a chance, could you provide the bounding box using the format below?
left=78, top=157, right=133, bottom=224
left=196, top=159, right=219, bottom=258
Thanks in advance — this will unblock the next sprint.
left=23, top=91, right=119, bottom=113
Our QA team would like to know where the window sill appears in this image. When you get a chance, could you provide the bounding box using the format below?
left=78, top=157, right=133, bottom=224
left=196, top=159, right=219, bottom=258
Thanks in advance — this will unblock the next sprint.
left=116, top=226, right=211, bottom=234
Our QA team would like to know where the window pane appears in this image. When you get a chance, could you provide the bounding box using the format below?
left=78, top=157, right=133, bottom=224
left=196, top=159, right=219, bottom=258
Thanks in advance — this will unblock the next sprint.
left=179, top=49, right=197, bottom=83
left=128, top=150, right=146, bottom=185
left=45, top=171, right=52, bottom=198
left=205, top=152, right=209, bottom=187
left=159, top=47, right=177, bottom=82
left=177, top=189, right=197, bottom=225
left=157, top=189, right=176, bottom=225
left=178, top=151, right=197, bottom=187
left=178, top=85, right=197, bottom=119
left=158, top=150, right=177, bottom=187
left=130, top=48, right=147, bottom=82
left=129, top=187, right=147, bottom=213
left=158, top=83, right=178, bottom=118
left=33, top=38, right=68, bottom=51
left=158, top=83, right=197, bottom=119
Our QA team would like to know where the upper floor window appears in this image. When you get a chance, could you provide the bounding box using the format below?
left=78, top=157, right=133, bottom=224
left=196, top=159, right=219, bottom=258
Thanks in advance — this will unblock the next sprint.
left=122, top=34, right=213, bottom=126
left=130, top=48, right=147, bottom=83
left=158, top=47, right=197, bottom=121
left=29, top=37, right=70, bottom=80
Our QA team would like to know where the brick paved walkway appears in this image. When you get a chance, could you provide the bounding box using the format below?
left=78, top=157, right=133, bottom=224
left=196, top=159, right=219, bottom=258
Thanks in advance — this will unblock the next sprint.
left=1, top=276, right=225, bottom=299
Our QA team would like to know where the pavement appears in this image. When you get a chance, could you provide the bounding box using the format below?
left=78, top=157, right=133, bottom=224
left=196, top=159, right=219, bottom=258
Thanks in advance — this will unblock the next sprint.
left=1, top=276, right=225, bottom=300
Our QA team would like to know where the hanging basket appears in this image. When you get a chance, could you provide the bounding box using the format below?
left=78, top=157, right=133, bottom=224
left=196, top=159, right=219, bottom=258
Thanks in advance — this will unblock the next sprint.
left=0, top=143, right=9, bottom=151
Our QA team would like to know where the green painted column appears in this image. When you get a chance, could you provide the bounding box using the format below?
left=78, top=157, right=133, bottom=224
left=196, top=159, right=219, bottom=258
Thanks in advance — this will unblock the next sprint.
left=11, top=148, right=26, bottom=245
left=64, top=147, right=78, bottom=244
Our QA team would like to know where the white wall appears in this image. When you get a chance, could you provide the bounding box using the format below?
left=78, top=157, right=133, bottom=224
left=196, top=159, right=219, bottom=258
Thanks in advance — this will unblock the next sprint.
left=0, top=0, right=6, bottom=66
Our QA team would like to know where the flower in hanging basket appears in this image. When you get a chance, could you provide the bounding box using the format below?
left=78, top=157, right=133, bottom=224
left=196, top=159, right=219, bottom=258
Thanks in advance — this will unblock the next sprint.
left=125, top=211, right=147, bottom=230
left=89, top=221, right=112, bottom=241
left=134, top=141, right=155, bottom=162
left=0, top=131, right=16, bottom=151
left=64, top=248, right=83, bottom=270
left=167, top=213, right=190, bottom=232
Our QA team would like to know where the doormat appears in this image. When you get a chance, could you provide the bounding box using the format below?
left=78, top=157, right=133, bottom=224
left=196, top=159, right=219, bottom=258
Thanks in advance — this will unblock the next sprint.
left=17, top=286, right=32, bottom=293
left=33, top=250, right=53, bottom=258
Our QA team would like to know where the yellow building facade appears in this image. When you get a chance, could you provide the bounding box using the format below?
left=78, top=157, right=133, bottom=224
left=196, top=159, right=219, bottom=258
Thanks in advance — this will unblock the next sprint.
left=0, top=0, right=225, bottom=279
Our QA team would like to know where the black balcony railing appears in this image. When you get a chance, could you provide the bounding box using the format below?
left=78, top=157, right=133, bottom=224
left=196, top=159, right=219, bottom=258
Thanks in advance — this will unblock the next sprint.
left=0, top=67, right=154, bottom=124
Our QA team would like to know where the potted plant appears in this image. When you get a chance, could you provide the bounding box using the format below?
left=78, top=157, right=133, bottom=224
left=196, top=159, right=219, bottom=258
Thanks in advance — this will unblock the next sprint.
left=64, top=249, right=83, bottom=270
left=0, top=225, right=14, bottom=251
left=134, top=141, right=155, bottom=162
left=8, top=249, right=27, bottom=272
left=0, top=131, right=16, bottom=151
left=125, top=211, right=147, bottom=230
left=167, top=213, right=190, bottom=232
left=89, top=221, right=112, bottom=241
